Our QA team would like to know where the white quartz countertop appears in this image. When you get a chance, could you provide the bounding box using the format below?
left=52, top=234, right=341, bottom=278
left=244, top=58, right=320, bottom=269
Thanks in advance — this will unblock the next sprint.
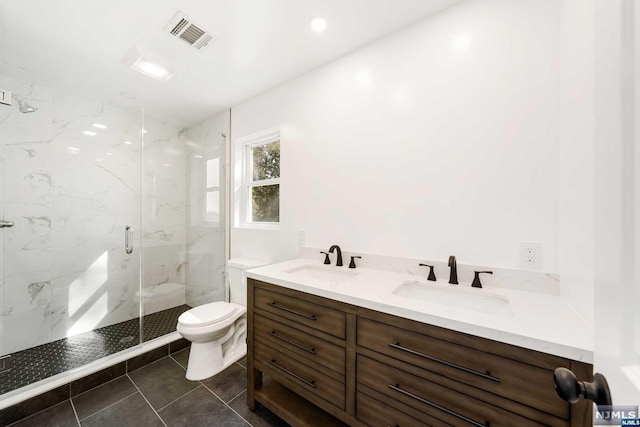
left=246, top=258, right=593, bottom=363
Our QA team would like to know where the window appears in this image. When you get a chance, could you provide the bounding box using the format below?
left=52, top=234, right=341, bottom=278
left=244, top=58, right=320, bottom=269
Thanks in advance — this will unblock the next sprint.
left=239, top=130, right=280, bottom=226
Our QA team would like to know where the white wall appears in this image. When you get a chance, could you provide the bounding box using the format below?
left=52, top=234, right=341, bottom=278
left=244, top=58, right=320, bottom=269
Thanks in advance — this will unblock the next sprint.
left=558, top=0, right=595, bottom=325
left=231, top=0, right=562, bottom=272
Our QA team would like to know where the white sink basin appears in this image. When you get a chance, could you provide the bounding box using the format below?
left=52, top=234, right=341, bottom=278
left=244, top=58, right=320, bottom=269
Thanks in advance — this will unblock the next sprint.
left=284, top=265, right=359, bottom=283
left=392, top=281, right=512, bottom=316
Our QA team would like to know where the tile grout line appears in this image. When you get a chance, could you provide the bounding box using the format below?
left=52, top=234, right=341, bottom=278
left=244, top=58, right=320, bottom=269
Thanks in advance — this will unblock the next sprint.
left=76, top=391, right=138, bottom=421
left=168, top=354, right=187, bottom=370
left=5, top=400, right=75, bottom=427
left=201, top=382, right=255, bottom=427
left=128, top=354, right=174, bottom=374
left=226, top=388, right=247, bottom=405
left=69, top=398, right=82, bottom=427
left=72, top=374, right=129, bottom=400
left=155, top=384, right=203, bottom=412
left=126, top=374, right=168, bottom=427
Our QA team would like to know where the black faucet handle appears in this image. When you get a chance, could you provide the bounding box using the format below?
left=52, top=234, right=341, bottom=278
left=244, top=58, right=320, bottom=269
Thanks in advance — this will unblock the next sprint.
left=471, top=271, right=493, bottom=288
left=418, top=263, right=437, bottom=281
left=349, top=256, right=362, bottom=269
left=320, top=251, right=331, bottom=265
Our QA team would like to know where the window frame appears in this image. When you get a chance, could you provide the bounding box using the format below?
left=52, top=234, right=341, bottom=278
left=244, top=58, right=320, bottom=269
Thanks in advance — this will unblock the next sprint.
left=204, top=155, right=222, bottom=225
left=237, top=128, right=280, bottom=229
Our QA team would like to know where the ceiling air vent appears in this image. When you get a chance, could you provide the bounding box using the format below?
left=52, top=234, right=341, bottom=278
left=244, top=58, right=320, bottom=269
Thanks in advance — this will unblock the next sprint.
left=166, top=12, right=214, bottom=50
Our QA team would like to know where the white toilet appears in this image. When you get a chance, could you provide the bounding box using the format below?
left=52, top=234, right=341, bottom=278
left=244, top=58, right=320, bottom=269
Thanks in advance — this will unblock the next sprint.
left=177, top=258, right=266, bottom=381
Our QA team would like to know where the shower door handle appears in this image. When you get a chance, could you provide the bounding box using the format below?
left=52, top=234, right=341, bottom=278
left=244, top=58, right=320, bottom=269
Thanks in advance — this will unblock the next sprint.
left=125, top=226, right=133, bottom=254
left=0, top=220, right=14, bottom=228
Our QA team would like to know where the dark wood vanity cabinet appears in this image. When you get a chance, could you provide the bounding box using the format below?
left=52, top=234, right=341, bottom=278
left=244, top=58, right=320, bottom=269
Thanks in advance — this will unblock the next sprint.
left=247, top=279, right=592, bottom=427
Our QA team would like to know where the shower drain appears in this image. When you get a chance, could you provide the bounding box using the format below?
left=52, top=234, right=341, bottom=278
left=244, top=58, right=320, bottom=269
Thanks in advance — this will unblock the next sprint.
left=119, top=336, right=135, bottom=344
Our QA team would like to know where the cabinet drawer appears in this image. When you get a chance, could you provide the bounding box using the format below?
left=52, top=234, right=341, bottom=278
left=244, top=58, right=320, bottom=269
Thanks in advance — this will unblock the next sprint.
left=255, top=340, right=346, bottom=410
left=358, top=318, right=567, bottom=419
left=255, top=313, right=345, bottom=374
left=357, top=391, right=434, bottom=427
left=357, top=355, right=550, bottom=427
left=255, top=286, right=346, bottom=339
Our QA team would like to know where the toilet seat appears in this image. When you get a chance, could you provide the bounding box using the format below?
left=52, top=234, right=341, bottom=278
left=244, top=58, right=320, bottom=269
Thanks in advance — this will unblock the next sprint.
left=178, top=302, right=237, bottom=327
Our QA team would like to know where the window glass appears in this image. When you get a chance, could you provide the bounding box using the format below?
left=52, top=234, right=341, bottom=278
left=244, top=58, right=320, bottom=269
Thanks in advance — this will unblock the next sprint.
left=250, top=184, right=279, bottom=222
left=252, top=141, right=280, bottom=181
left=239, top=131, right=280, bottom=227
left=206, top=190, right=220, bottom=219
left=206, top=158, right=220, bottom=188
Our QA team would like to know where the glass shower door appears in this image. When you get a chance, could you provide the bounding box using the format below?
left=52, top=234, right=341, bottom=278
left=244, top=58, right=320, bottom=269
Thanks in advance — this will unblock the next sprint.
left=0, top=81, right=143, bottom=395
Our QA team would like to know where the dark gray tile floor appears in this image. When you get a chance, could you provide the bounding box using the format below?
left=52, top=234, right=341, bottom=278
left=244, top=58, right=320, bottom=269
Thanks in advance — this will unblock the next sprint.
left=7, top=351, right=289, bottom=427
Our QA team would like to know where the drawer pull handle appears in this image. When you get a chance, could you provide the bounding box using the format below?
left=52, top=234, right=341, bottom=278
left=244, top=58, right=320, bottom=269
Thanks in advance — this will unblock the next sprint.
left=268, top=359, right=317, bottom=388
left=267, top=301, right=317, bottom=321
left=267, top=331, right=316, bottom=354
left=388, top=342, right=500, bottom=383
left=388, top=384, right=488, bottom=427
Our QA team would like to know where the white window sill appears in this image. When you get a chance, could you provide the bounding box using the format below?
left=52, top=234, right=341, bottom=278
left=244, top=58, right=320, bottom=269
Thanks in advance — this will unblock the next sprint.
left=237, top=222, right=280, bottom=231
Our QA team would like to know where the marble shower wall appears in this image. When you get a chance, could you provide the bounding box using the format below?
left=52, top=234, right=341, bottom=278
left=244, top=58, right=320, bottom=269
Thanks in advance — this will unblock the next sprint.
left=183, top=111, right=228, bottom=307
left=0, top=73, right=186, bottom=355
left=141, top=117, right=186, bottom=315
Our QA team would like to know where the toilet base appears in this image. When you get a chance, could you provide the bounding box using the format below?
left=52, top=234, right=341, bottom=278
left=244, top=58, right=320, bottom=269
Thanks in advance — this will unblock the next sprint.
left=185, top=341, right=247, bottom=381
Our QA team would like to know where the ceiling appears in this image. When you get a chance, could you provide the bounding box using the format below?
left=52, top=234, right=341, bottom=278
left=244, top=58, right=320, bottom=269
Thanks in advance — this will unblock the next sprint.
left=0, top=0, right=460, bottom=126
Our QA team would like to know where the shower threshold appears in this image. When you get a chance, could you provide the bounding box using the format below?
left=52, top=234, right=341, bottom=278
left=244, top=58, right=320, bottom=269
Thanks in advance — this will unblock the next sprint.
left=0, top=305, right=190, bottom=397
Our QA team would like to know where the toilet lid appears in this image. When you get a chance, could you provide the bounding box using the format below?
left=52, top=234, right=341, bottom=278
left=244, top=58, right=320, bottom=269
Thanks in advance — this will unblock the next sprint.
left=178, top=302, right=237, bottom=327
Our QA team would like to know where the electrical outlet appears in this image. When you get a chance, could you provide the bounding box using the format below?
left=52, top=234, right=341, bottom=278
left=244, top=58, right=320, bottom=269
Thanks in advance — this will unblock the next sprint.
left=520, top=242, right=541, bottom=268
left=298, top=230, right=306, bottom=246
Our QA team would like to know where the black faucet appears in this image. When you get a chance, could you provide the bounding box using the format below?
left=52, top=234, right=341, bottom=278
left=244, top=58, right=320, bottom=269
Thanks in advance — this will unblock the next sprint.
left=329, top=245, right=343, bottom=266
left=448, top=256, right=458, bottom=284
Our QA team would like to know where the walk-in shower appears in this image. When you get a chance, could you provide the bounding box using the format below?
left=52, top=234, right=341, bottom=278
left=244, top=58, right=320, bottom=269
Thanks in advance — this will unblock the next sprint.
left=0, top=74, right=228, bottom=405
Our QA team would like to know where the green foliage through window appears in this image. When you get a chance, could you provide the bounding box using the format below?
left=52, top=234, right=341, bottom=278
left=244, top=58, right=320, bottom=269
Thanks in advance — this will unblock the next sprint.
left=249, top=140, right=280, bottom=223
left=252, top=141, right=280, bottom=180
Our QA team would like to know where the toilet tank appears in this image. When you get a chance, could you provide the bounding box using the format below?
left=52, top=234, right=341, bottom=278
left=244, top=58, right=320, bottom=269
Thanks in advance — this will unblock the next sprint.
left=226, top=258, right=268, bottom=306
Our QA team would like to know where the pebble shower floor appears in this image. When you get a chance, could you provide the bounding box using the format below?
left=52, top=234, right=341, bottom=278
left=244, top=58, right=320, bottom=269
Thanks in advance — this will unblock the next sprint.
left=0, top=305, right=190, bottom=395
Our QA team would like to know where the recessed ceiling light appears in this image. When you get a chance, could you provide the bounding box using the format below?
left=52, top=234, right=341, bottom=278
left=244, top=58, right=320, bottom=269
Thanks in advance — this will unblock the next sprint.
left=310, top=16, right=328, bottom=33
left=163, top=163, right=170, bottom=167
left=124, top=140, right=133, bottom=145
left=131, top=57, right=175, bottom=82
left=106, top=152, right=112, bottom=156
left=141, top=129, right=148, bottom=134
left=67, top=147, right=80, bottom=152
left=83, top=131, right=97, bottom=136
left=92, top=123, right=107, bottom=129
left=194, top=155, right=203, bottom=159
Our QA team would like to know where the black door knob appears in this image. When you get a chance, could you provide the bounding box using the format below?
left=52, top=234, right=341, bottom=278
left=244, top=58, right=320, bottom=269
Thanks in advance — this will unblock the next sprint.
left=554, top=367, right=612, bottom=406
